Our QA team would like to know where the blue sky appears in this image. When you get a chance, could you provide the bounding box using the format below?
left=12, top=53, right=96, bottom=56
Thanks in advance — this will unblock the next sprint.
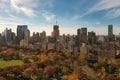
left=0, top=0, right=120, bottom=35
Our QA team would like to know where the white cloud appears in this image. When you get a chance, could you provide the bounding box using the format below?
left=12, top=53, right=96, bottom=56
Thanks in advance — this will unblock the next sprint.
left=0, top=0, right=55, bottom=21
left=10, top=0, right=37, bottom=17
left=0, top=0, right=9, bottom=9
left=95, top=21, right=101, bottom=25
left=10, top=0, right=55, bottom=17
left=21, top=7, right=35, bottom=17
left=40, top=10, right=56, bottom=23
left=89, top=0, right=120, bottom=12
left=104, top=8, right=120, bottom=19
left=70, top=15, right=80, bottom=21
left=82, top=0, right=120, bottom=19
left=39, top=0, right=54, bottom=7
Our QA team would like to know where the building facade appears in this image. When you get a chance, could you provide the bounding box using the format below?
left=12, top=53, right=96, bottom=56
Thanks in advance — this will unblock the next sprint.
left=17, top=25, right=28, bottom=43
left=76, top=27, right=87, bottom=46
left=88, top=31, right=96, bottom=45
left=53, top=25, right=60, bottom=39
left=108, top=25, right=114, bottom=41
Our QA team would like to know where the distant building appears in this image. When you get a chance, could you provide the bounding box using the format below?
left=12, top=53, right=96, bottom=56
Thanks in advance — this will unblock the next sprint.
left=20, top=39, right=25, bottom=47
left=47, top=43, right=55, bottom=50
left=48, top=36, right=56, bottom=43
left=97, top=36, right=106, bottom=43
left=55, top=42, right=62, bottom=51
left=76, top=27, right=87, bottom=46
left=40, top=31, right=46, bottom=42
left=61, top=34, right=68, bottom=50
left=67, top=36, right=75, bottom=51
left=80, top=43, right=87, bottom=54
left=2, top=28, right=12, bottom=45
left=52, top=25, right=60, bottom=40
left=77, top=29, right=81, bottom=36
left=33, top=42, right=41, bottom=49
left=0, top=34, right=6, bottom=46
left=11, top=32, right=16, bottom=44
left=80, top=28, right=87, bottom=43
left=88, top=31, right=96, bottom=45
left=41, top=42, right=47, bottom=51
left=31, top=32, right=40, bottom=43
left=108, top=25, right=114, bottom=41
left=25, top=29, right=30, bottom=45
left=20, top=29, right=30, bottom=47
left=17, top=25, right=28, bottom=43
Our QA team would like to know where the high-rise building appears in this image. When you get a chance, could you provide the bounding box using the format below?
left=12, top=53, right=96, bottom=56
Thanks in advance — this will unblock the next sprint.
left=77, top=29, right=81, bottom=36
left=88, top=31, right=96, bottom=45
left=81, top=28, right=87, bottom=35
left=33, top=32, right=40, bottom=42
left=25, top=29, right=30, bottom=41
left=53, top=25, right=59, bottom=39
left=17, top=25, right=28, bottom=43
left=108, top=25, right=113, bottom=41
left=25, top=29, right=30, bottom=46
left=0, top=33, right=6, bottom=46
left=80, top=28, right=87, bottom=43
left=76, top=28, right=87, bottom=45
left=2, top=28, right=12, bottom=44
left=20, top=29, right=30, bottom=47
left=40, top=31, right=46, bottom=42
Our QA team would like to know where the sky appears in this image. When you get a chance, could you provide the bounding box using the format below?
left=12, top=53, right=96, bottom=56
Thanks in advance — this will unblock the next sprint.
left=0, top=0, right=120, bottom=35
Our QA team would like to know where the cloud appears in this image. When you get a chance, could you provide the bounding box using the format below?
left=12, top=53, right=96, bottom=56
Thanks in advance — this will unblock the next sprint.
left=89, top=0, right=120, bottom=12
left=10, top=0, right=37, bottom=17
left=70, top=15, right=80, bottom=21
left=104, top=8, right=120, bottom=19
left=95, top=21, right=101, bottom=25
left=0, top=16, right=28, bottom=26
left=0, top=0, right=55, bottom=18
left=0, top=0, right=9, bottom=9
left=82, top=0, right=120, bottom=19
left=0, top=0, right=55, bottom=21
left=40, top=10, right=56, bottom=23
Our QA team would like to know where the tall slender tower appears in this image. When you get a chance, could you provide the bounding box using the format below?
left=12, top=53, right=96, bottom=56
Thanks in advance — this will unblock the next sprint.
left=24, top=29, right=30, bottom=46
left=108, top=25, right=113, bottom=41
left=3, top=28, right=12, bottom=44
left=52, top=16, right=60, bottom=39
left=53, top=25, right=59, bottom=38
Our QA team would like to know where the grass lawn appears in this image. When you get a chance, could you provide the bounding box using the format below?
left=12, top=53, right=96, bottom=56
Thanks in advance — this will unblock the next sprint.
left=0, top=59, right=23, bottom=68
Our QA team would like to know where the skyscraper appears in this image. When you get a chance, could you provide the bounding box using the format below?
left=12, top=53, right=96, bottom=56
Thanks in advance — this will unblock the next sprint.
left=80, top=28, right=87, bottom=43
left=76, top=27, right=87, bottom=47
left=3, top=28, right=12, bottom=44
left=88, top=31, right=96, bottom=45
left=40, top=31, right=46, bottom=42
left=24, top=29, right=30, bottom=46
left=77, top=29, right=81, bottom=36
left=17, top=25, right=28, bottom=43
left=108, top=25, right=113, bottom=41
left=20, top=29, right=30, bottom=47
left=76, top=28, right=87, bottom=46
left=53, top=25, right=59, bottom=39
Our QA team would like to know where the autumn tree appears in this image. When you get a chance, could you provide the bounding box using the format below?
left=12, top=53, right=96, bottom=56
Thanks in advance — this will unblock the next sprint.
left=0, top=77, right=6, bottom=80
left=43, top=65, right=58, bottom=79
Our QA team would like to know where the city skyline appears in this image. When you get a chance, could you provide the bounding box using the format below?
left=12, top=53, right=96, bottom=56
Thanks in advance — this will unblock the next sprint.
left=0, top=0, right=120, bottom=35
left=0, top=25, right=119, bottom=36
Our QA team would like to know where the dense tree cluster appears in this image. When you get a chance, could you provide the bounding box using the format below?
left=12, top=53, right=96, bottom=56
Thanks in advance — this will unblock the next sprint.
left=0, top=46, right=120, bottom=80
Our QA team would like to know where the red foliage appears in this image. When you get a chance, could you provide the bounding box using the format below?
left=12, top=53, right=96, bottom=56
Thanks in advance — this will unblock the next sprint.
left=44, top=65, right=58, bottom=75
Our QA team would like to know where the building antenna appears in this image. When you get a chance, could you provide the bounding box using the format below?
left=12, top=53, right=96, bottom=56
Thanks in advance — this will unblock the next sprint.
left=56, top=16, right=58, bottom=25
